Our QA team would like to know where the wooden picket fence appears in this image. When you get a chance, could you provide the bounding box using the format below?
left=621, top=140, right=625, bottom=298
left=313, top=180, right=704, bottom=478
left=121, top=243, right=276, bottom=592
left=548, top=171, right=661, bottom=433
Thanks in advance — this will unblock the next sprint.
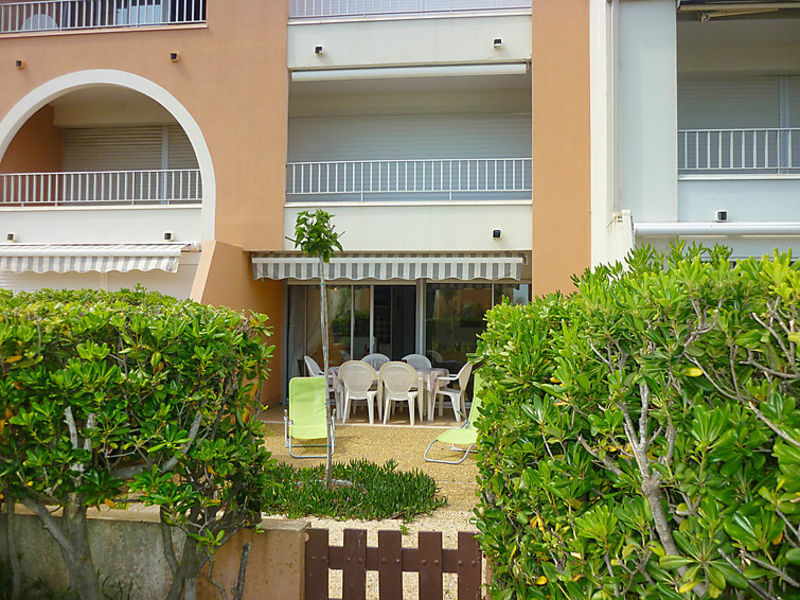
left=305, top=528, right=483, bottom=600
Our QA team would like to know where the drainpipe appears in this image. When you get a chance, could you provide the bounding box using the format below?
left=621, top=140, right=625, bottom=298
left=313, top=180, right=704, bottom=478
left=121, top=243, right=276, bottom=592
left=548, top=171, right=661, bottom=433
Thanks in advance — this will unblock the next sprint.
left=635, top=222, right=800, bottom=237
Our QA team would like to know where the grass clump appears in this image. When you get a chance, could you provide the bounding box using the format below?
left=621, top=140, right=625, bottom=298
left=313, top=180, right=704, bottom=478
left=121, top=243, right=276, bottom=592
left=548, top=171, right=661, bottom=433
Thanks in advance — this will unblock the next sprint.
left=263, top=459, right=447, bottom=521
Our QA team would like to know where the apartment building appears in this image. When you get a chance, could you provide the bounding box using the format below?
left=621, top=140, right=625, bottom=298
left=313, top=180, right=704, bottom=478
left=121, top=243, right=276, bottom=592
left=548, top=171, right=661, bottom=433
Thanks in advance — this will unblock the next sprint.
left=0, top=0, right=593, bottom=402
left=591, top=0, right=800, bottom=262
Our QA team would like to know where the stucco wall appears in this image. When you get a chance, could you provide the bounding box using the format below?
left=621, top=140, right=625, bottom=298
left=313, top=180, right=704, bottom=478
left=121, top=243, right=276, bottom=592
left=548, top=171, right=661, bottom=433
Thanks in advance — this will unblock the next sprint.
left=531, top=0, right=591, bottom=295
left=618, top=0, right=678, bottom=223
left=0, top=508, right=307, bottom=600
left=0, top=0, right=289, bottom=250
left=0, top=104, right=62, bottom=173
left=191, top=240, right=285, bottom=406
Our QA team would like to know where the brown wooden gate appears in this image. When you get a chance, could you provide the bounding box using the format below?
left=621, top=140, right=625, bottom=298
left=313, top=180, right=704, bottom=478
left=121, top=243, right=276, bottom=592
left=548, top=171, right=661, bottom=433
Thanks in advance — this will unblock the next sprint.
left=305, top=528, right=483, bottom=600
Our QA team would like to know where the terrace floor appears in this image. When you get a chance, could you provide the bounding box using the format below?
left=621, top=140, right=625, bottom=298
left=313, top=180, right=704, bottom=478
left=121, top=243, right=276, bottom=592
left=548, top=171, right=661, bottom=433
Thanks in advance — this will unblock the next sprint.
left=259, top=403, right=480, bottom=511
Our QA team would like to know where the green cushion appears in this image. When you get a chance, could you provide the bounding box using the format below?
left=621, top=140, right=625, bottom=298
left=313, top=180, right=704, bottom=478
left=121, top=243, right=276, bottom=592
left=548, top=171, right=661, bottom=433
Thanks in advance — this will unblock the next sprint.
left=434, top=371, right=485, bottom=447
left=288, top=376, right=327, bottom=440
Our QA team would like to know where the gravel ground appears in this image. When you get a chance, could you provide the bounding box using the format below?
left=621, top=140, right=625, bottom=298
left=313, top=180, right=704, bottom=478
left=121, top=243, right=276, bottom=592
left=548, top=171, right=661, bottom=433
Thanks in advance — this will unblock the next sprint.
left=260, top=404, right=487, bottom=598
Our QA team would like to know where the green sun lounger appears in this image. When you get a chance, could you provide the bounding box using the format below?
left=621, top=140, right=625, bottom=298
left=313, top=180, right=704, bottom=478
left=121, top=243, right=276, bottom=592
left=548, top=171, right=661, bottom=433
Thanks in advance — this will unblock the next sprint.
left=423, top=372, right=484, bottom=464
left=284, top=376, right=335, bottom=459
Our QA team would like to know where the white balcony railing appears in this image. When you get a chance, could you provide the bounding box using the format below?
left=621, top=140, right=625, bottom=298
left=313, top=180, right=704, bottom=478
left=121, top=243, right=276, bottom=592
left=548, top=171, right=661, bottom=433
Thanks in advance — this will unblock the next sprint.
left=0, top=169, right=202, bottom=206
left=679, top=128, right=800, bottom=173
left=289, top=0, right=531, bottom=19
left=286, top=158, right=531, bottom=202
left=0, top=0, right=205, bottom=34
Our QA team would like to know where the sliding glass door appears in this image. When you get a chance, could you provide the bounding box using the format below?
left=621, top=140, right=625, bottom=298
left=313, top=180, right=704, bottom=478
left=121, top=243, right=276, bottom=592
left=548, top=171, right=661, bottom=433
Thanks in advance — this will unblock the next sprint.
left=286, top=284, right=417, bottom=381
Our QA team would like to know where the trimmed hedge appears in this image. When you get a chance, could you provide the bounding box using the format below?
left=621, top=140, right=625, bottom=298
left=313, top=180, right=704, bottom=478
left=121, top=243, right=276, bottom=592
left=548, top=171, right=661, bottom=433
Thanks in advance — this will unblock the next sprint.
left=474, top=245, right=800, bottom=600
left=0, top=288, right=274, bottom=599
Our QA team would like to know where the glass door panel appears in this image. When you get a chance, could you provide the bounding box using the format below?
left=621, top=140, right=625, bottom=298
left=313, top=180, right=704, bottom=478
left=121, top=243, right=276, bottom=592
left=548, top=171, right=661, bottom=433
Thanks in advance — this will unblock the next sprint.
left=352, top=286, right=371, bottom=360
left=425, top=284, right=492, bottom=371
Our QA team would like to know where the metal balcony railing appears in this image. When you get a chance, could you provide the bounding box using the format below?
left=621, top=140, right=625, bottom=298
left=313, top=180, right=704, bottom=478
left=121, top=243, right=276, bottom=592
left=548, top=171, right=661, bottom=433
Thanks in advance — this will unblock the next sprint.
left=286, top=158, right=531, bottom=202
left=289, top=0, right=531, bottom=19
left=679, top=128, right=800, bottom=174
left=0, top=169, right=202, bottom=206
left=0, top=0, right=206, bottom=34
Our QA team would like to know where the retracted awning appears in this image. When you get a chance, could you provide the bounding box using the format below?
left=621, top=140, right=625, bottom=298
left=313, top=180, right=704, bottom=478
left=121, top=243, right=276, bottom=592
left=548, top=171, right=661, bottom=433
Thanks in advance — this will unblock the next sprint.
left=251, top=253, right=525, bottom=282
left=0, top=244, right=190, bottom=274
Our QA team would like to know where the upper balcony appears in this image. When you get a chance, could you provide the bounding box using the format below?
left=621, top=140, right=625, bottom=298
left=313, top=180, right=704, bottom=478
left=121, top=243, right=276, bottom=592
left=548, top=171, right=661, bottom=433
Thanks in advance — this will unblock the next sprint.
left=0, top=85, right=204, bottom=246
left=289, top=0, right=531, bottom=21
left=0, top=0, right=206, bottom=35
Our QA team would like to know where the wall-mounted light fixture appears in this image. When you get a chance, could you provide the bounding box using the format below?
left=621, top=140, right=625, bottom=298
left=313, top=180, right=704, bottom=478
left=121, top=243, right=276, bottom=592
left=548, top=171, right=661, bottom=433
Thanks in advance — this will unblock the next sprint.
left=169, top=52, right=180, bottom=62
left=715, top=210, right=728, bottom=223
left=314, top=45, right=324, bottom=56
left=493, top=38, right=503, bottom=49
left=492, top=229, right=502, bottom=239
left=15, top=60, right=24, bottom=69
left=163, top=231, right=174, bottom=242
left=6, top=232, right=18, bottom=242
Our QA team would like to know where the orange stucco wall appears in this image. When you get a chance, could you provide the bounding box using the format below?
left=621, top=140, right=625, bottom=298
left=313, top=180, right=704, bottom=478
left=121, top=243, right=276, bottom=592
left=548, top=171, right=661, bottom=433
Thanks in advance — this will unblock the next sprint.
left=191, top=240, right=284, bottom=406
left=531, top=0, right=591, bottom=296
left=0, top=0, right=288, bottom=250
left=0, top=105, right=62, bottom=173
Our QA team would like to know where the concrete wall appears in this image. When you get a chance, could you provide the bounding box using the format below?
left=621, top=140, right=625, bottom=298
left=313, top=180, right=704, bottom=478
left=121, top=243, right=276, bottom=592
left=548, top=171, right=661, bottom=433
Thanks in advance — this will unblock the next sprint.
left=288, top=14, right=532, bottom=70
left=191, top=240, right=285, bottom=406
left=0, top=0, right=289, bottom=251
left=0, top=206, right=202, bottom=245
left=284, top=203, right=532, bottom=252
left=679, top=178, right=800, bottom=222
left=0, top=509, right=307, bottom=600
left=618, top=0, right=677, bottom=222
left=0, top=105, right=62, bottom=173
left=531, top=0, right=591, bottom=295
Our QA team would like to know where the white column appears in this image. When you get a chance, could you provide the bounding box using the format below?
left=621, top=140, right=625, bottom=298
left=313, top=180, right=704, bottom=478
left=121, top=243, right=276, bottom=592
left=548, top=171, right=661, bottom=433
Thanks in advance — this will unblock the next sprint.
left=618, top=0, right=678, bottom=223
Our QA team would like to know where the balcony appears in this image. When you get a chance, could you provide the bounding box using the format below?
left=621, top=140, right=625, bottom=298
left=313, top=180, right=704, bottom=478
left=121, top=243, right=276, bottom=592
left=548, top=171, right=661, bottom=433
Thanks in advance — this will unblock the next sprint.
left=289, top=0, right=531, bottom=20
left=0, top=0, right=206, bottom=34
left=679, top=128, right=800, bottom=175
left=0, top=169, right=202, bottom=206
left=286, top=158, right=531, bottom=203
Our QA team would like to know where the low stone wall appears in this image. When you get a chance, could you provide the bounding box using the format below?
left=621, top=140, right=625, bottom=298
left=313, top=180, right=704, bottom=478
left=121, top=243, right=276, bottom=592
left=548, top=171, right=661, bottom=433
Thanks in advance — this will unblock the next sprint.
left=0, top=507, right=308, bottom=600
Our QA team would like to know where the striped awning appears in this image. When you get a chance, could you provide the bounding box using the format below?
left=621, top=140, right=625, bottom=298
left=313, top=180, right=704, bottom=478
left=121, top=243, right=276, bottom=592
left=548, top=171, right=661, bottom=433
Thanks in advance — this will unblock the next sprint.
left=0, top=244, right=188, bottom=274
left=252, top=253, right=525, bottom=282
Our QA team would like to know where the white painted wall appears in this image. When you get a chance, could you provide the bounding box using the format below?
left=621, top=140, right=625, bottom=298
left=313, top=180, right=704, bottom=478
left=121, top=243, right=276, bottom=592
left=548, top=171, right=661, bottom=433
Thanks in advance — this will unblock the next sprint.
left=618, top=0, right=677, bottom=222
left=284, top=202, right=532, bottom=251
left=679, top=178, right=800, bottom=222
left=288, top=14, right=531, bottom=70
left=590, top=0, right=625, bottom=266
left=0, top=207, right=202, bottom=245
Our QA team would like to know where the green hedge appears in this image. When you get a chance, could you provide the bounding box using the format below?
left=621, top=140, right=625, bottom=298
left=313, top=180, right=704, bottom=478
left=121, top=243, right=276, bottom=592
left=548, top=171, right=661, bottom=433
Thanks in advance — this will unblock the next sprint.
left=474, top=245, right=800, bottom=600
left=0, top=288, right=275, bottom=599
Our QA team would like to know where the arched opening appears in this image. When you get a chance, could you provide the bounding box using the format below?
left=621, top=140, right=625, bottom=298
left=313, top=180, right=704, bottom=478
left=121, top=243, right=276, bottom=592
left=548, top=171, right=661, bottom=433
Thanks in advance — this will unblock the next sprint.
left=1, top=86, right=202, bottom=207
left=0, top=70, right=215, bottom=240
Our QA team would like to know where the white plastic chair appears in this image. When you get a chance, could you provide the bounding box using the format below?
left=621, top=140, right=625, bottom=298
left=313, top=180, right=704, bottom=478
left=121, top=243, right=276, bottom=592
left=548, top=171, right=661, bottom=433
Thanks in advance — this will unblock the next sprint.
left=380, top=361, right=422, bottom=426
left=403, top=353, right=432, bottom=370
left=361, top=353, right=390, bottom=370
left=433, top=361, right=473, bottom=422
left=338, top=360, right=379, bottom=424
left=304, top=354, right=337, bottom=410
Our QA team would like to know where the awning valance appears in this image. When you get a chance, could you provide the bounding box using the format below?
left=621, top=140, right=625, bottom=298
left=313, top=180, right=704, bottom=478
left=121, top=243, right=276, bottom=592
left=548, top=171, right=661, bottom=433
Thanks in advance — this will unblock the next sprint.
left=0, top=244, right=188, bottom=274
left=252, top=253, right=525, bottom=282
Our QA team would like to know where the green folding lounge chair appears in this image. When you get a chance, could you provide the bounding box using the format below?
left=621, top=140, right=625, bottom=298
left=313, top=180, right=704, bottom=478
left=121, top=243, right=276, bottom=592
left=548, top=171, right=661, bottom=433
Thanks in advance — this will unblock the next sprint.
left=284, top=376, right=335, bottom=459
left=423, top=372, right=484, bottom=464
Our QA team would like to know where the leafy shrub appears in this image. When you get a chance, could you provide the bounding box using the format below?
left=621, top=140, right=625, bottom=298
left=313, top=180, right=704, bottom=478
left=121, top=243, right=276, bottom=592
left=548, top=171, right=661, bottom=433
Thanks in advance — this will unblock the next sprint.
left=263, top=459, right=447, bottom=521
left=0, top=288, right=274, bottom=600
left=474, top=245, right=800, bottom=600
